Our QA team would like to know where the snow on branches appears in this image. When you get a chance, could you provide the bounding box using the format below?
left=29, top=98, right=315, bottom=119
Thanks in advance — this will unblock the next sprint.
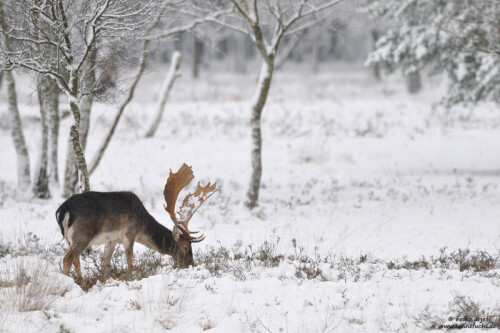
left=366, top=0, right=500, bottom=107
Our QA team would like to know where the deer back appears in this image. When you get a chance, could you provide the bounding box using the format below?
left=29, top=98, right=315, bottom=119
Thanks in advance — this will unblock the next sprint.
left=56, top=191, right=159, bottom=246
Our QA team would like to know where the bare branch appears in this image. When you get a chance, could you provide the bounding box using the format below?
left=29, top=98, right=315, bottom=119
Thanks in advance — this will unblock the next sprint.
left=228, top=0, right=255, bottom=25
left=147, top=8, right=232, bottom=40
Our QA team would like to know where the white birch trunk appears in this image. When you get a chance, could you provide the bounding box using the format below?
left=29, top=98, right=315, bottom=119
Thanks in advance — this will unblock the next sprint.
left=1, top=2, right=30, bottom=191
left=62, top=95, right=92, bottom=197
left=5, top=71, right=31, bottom=191
left=63, top=50, right=95, bottom=197
left=89, top=40, right=150, bottom=175
left=145, top=51, right=181, bottom=138
left=62, top=136, right=78, bottom=198
left=69, top=98, right=91, bottom=194
left=246, top=59, right=274, bottom=209
left=33, top=76, right=51, bottom=198
left=48, top=82, right=60, bottom=185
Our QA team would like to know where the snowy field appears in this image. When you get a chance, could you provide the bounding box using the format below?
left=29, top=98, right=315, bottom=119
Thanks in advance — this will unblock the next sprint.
left=0, top=64, right=499, bottom=332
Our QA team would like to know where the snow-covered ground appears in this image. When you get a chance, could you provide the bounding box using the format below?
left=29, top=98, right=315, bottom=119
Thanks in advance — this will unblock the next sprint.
left=0, top=64, right=499, bottom=332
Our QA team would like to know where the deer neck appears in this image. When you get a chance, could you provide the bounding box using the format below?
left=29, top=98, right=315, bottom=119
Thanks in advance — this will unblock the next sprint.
left=138, top=216, right=176, bottom=255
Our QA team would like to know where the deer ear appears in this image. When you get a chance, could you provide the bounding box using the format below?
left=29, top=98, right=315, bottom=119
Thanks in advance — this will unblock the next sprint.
left=172, top=226, right=181, bottom=242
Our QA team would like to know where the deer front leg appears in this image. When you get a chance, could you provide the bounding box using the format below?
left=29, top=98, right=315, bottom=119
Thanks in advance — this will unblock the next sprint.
left=102, top=241, right=117, bottom=273
left=123, top=237, right=135, bottom=271
left=73, top=256, right=82, bottom=278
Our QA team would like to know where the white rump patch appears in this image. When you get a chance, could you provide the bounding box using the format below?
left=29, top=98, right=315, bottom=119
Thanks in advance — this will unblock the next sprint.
left=62, top=212, right=70, bottom=238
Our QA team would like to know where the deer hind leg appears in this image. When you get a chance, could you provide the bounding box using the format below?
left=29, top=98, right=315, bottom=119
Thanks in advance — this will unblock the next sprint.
left=63, top=242, right=88, bottom=276
left=102, top=241, right=117, bottom=273
left=123, top=237, right=135, bottom=271
left=73, top=256, right=82, bottom=278
left=63, top=246, right=74, bottom=275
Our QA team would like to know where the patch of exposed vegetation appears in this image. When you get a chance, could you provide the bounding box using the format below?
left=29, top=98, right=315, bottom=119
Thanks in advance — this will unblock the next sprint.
left=76, top=247, right=172, bottom=292
left=0, top=261, right=68, bottom=312
left=0, top=232, right=66, bottom=259
left=0, top=240, right=11, bottom=259
left=3, top=232, right=500, bottom=292
left=196, top=231, right=286, bottom=280
left=387, top=248, right=500, bottom=273
left=415, top=296, right=500, bottom=330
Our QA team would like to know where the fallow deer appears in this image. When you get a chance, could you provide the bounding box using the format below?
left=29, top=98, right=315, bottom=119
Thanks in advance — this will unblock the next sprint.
left=55, top=163, right=217, bottom=278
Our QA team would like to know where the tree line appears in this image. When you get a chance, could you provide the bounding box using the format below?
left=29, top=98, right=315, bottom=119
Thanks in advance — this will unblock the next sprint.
left=1, top=0, right=498, bottom=208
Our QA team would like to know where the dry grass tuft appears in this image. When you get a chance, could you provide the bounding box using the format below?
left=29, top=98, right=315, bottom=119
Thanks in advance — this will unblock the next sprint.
left=388, top=248, right=500, bottom=272
left=201, top=318, right=217, bottom=330
left=1, top=260, right=68, bottom=312
left=415, top=296, right=500, bottom=330
left=75, top=247, right=172, bottom=291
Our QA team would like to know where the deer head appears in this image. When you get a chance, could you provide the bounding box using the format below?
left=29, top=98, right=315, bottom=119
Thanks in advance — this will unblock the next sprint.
left=163, top=163, right=217, bottom=267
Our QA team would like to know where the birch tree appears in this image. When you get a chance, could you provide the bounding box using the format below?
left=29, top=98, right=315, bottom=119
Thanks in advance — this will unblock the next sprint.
left=207, top=0, right=344, bottom=208
left=63, top=48, right=96, bottom=197
left=0, top=0, right=162, bottom=193
left=48, top=81, right=60, bottom=185
left=32, top=4, right=61, bottom=198
left=145, top=51, right=182, bottom=138
left=0, top=1, right=31, bottom=191
left=88, top=7, right=229, bottom=176
left=33, top=76, right=53, bottom=198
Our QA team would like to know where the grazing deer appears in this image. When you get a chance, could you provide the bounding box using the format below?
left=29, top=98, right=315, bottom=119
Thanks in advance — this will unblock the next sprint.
left=55, top=163, right=217, bottom=278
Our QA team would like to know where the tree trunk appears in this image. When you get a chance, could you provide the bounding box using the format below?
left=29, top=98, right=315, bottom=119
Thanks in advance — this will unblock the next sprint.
left=192, top=38, right=202, bottom=78
left=1, top=2, right=30, bottom=191
left=68, top=99, right=90, bottom=193
left=406, top=70, right=422, bottom=94
left=89, top=40, right=150, bottom=176
left=33, top=76, right=52, bottom=198
left=48, top=81, right=60, bottom=185
left=371, top=29, right=381, bottom=81
left=62, top=136, right=78, bottom=197
left=63, top=51, right=95, bottom=197
left=63, top=93, right=92, bottom=197
left=146, top=51, right=181, bottom=138
left=246, top=59, right=274, bottom=209
left=0, top=72, right=3, bottom=91
left=5, top=71, right=31, bottom=191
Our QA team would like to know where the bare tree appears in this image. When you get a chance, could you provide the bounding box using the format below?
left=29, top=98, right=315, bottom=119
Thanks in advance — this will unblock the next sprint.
left=88, top=40, right=151, bottom=176
left=33, top=76, right=53, bottom=198
left=145, top=51, right=182, bottom=138
left=0, top=1, right=31, bottom=191
left=192, top=38, right=203, bottom=78
left=63, top=48, right=96, bottom=197
left=0, top=0, right=161, bottom=193
left=207, top=0, right=343, bottom=208
left=88, top=7, right=229, bottom=176
left=48, top=82, right=60, bottom=185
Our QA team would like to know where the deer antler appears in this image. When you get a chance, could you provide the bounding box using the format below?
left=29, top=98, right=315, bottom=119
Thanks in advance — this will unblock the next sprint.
left=163, top=163, right=217, bottom=242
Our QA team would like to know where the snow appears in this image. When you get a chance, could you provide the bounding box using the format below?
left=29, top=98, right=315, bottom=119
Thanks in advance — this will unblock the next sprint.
left=0, top=63, right=499, bottom=332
